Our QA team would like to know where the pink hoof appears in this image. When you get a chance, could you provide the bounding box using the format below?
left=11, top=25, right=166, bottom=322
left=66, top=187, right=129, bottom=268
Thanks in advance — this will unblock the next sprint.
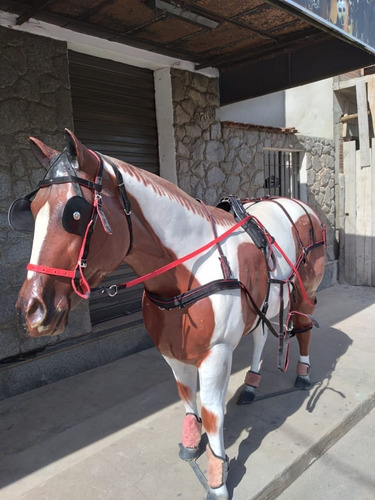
left=182, top=413, right=202, bottom=449
left=206, top=445, right=228, bottom=490
left=179, top=413, right=202, bottom=461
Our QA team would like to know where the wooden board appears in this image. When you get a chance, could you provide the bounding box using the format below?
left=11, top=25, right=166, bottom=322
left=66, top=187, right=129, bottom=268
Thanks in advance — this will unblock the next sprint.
left=372, top=139, right=375, bottom=286
left=368, top=76, right=375, bottom=138
left=355, top=80, right=370, bottom=167
left=355, top=151, right=372, bottom=285
left=343, top=141, right=357, bottom=285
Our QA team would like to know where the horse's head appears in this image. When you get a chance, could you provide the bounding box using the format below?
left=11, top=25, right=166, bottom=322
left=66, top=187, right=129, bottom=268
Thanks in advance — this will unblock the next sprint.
left=11, top=129, right=131, bottom=337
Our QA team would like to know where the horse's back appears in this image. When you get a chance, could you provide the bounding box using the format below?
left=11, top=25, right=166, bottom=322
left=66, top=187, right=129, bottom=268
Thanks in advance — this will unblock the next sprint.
left=245, top=197, right=319, bottom=228
left=244, top=197, right=324, bottom=281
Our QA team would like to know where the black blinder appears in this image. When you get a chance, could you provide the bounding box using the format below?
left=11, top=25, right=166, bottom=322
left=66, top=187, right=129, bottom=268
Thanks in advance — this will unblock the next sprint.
left=62, top=196, right=93, bottom=236
left=8, top=197, right=34, bottom=233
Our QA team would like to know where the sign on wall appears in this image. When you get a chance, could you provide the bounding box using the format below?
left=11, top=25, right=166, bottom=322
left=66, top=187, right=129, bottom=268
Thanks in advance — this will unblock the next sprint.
left=278, top=0, right=375, bottom=54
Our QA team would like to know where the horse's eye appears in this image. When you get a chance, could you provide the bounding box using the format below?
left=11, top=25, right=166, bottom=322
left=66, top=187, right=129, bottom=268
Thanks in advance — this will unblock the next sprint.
left=73, top=211, right=81, bottom=221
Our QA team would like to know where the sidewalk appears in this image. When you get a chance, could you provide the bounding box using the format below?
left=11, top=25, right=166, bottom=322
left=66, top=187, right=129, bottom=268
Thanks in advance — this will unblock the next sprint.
left=0, top=284, right=374, bottom=499
left=277, top=407, right=375, bottom=500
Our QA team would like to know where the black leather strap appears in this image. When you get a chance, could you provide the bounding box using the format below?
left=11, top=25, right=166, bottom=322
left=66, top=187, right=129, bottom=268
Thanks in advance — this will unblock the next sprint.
left=99, top=154, right=133, bottom=256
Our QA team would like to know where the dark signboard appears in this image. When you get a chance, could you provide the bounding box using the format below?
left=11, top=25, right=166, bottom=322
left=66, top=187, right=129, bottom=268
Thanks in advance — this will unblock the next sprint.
left=278, top=0, right=375, bottom=54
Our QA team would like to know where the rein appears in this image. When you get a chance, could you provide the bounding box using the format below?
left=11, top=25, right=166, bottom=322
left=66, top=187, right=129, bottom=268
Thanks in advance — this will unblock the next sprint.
left=91, top=214, right=254, bottom=296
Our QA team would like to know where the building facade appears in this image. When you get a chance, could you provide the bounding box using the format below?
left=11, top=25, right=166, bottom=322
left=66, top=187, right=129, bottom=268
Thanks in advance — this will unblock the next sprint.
left=1, top=22, right=337, bottom=398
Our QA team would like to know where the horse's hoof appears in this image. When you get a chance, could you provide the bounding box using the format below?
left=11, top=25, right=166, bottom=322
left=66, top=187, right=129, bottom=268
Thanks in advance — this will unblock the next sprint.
left=206, top=484, right=229, bottom=500
left=295, top=375, right=312, bottom=390
left=237, top=386, right=256, bottom=405
left=178, top=443, right=200, bottom=461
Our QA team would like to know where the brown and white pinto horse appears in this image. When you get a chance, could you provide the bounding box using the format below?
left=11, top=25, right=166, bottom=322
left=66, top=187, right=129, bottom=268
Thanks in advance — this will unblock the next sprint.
left=13, top=130, right=325, bottom=500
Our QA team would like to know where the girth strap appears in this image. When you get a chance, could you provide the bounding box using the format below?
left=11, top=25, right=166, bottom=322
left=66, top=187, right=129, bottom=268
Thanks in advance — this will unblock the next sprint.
left=146, top=277, right=281, bottom=341
left=146, top=279, right=242, bottom=310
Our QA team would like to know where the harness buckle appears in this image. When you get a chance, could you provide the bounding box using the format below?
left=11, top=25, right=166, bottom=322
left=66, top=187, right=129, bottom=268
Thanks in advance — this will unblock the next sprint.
left=80, top=259, right=87, bottom=268
left=124, top=207, right=132, bottom=216
left=107, top=284, right=118, bottom=297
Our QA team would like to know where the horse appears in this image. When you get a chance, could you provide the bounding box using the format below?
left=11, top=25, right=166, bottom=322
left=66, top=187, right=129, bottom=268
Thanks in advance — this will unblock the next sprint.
left=10, top=130, right=325, bottom=500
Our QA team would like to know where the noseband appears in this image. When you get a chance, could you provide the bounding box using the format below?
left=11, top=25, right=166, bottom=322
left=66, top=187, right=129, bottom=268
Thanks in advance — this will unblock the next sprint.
left=8, top=149, right=133, bottom=299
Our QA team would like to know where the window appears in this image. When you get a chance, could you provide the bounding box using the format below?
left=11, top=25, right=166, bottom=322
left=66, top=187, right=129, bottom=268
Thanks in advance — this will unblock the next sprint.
left=263, top=149, right=301, bottom=198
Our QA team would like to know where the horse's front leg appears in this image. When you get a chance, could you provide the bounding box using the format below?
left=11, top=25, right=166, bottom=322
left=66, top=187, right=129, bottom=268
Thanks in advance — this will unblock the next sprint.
left=163, top=357, right=202, bottom=460
left=198, top=343, right=232, bottom=500
left=294, top=328, right=312, bottom=389
left=238, top=324, right=268, bottom=405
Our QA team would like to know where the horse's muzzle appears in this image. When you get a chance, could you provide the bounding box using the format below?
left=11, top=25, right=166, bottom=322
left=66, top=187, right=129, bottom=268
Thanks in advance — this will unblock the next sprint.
left=16, top=292, right=69, bottom=337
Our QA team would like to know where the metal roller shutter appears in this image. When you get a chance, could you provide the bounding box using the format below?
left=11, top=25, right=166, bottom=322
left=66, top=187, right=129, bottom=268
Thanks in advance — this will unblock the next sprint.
left=69, top=51, right=159, bottom=325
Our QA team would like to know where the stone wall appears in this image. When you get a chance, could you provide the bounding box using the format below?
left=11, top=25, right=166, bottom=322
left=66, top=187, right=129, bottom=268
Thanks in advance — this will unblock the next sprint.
left=299, top=136, right=336, bottom=262
left=0, top=26, right=90, bottom=361
left=171, top=68, right=222, bottom=204
left=171, top=68, right=336, bottom=265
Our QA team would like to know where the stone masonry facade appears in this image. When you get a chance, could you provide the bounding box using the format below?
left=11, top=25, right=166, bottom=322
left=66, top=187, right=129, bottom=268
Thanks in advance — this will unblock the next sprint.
left=171, top=68, right=336, bottom=262
left=0, top=29, right=336, bottom=367
left=0, top=26, right=91, bottom=361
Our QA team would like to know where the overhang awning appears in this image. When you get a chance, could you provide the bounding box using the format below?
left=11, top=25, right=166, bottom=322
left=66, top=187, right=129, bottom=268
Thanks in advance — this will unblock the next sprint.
left=1, top=0, right=375, bottom=104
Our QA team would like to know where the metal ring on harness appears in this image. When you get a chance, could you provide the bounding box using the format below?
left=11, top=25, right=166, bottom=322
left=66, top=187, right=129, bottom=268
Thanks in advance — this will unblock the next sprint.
left=107, top=284, right=118, bottom=297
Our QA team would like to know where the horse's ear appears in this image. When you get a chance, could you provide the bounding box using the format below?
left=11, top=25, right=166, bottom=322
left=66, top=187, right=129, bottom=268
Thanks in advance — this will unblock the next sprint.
left=64, top=128, right=80, bottom=167
left=64, top=128, right=97, bottom=175
left=29, top=137, right=59, bottom=170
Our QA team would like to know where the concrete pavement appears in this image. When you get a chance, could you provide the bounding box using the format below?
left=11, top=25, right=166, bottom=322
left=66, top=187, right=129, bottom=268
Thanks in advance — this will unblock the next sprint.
left=278, top=407, right=375, bottom=500
left=0, top=283, right=374, bottom=499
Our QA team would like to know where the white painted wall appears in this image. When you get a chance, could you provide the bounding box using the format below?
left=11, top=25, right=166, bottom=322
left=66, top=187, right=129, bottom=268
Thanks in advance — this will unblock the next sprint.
left=219, top=91, right=285, bottom=128
left=285, top=78, right=334, bottom=138
left=219, top=78, right=334, bottom=139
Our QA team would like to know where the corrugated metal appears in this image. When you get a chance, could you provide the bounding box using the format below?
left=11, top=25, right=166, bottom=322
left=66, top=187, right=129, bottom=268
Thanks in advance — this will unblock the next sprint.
left=69, top=51, right=159, bottom=325
left=69, top=51, right=159, bottom=172
left=89, top=264, right=145, bottom=324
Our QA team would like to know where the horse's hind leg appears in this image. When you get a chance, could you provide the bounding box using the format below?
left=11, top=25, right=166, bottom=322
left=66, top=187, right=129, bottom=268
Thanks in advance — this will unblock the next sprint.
left=163, top=357, right=202, bottom=460
left=291, top=284, right=321, bottom=389
left=199, top=343, right=232, bottom=500
left=238, top=324, right=268, bottom=405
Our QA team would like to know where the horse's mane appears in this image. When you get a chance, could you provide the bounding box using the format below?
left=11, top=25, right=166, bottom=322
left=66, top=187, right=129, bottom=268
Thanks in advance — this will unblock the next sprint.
left=114, top=158, right=233, bottom=227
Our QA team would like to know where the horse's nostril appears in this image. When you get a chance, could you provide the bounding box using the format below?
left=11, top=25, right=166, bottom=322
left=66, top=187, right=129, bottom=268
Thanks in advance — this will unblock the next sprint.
left=26, top=298, right=47, bottom=326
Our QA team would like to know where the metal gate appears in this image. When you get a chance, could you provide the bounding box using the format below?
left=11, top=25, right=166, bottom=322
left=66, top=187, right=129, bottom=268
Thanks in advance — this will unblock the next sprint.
left=69, top=51, right=160, bottom=324
left=263, top=149, right=300, bottom=198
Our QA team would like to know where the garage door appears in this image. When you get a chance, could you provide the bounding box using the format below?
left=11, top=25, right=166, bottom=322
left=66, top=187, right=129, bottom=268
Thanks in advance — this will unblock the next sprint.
left=69, top=51, right=159, bottom=325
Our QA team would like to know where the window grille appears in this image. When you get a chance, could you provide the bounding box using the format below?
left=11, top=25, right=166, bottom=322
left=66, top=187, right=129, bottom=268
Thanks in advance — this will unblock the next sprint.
left=263, top=149, right=301, bottom=198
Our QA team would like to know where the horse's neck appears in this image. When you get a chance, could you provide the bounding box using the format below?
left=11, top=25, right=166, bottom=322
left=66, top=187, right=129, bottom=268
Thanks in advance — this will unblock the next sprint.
left=117, top=163, right=213, bottom=280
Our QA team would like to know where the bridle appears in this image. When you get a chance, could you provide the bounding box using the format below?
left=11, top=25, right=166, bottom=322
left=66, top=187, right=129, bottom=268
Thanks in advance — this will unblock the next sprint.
left=9, top=149, right=133, bottom=299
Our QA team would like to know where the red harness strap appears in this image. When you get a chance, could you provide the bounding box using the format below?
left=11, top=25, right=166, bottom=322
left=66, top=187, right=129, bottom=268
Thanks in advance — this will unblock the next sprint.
left=26, top=264, right=75, bottom=278
left=92, top=215, right=254, bottom=295
left=27, top=214, right=95, bottom=299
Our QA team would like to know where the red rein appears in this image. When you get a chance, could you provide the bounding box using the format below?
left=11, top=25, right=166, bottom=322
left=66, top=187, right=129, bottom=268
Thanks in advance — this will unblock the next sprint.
left=27, top=214, right=255, bottom=299
left=27, top=211, right=322, bottom=308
